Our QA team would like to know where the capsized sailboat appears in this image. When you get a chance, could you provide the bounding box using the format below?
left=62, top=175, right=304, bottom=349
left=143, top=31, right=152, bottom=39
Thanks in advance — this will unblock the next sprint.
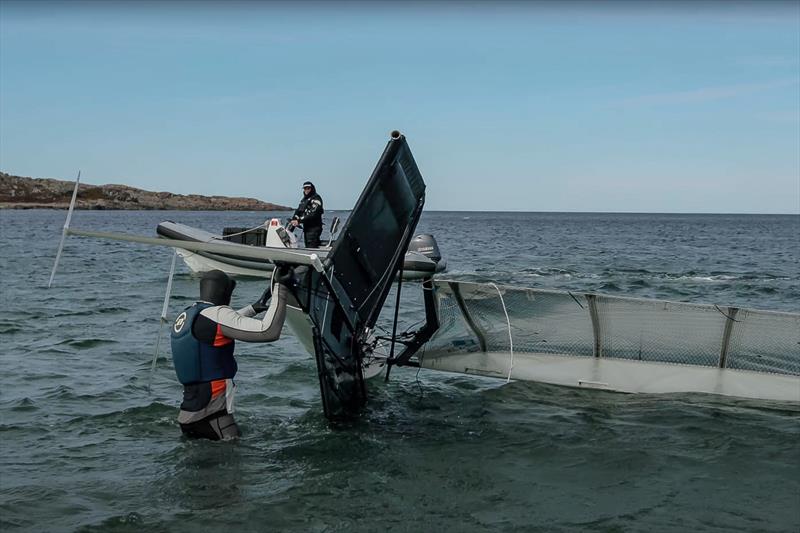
left=59, top=131, right=435, bottom=419
left=53, top=131, right=800, bottom=421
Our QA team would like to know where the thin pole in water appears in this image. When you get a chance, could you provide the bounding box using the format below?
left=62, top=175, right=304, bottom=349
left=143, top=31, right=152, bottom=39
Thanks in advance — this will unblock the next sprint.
left=384, top=260, right=405, bottom=382
left=147, top=250, right=178, bottom=394
left=48, top=170, right=81, bottom=288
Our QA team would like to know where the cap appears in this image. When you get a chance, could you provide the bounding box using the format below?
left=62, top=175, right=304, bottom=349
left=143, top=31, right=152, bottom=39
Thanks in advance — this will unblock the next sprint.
left=302, top=181, right=314, bottom=189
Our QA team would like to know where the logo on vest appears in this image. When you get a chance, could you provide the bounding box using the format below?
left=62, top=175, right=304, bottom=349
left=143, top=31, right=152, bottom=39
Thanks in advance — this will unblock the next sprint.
left=174, top=312, right=188, bottom=333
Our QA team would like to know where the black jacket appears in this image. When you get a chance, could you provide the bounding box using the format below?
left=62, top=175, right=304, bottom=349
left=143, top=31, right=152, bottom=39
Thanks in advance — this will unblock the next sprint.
left=293, top=192, right=324, bottom=229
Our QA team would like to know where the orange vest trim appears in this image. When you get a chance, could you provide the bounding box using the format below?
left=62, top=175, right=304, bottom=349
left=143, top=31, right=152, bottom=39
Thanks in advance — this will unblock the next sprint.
left=213, top=325, right=234, bottom=347
left=210, top=379, right=227, bottom=398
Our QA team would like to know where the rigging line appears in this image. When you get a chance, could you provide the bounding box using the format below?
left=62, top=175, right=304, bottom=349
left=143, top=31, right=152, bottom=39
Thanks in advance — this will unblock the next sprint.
left=401, top=318, right=426, bottom=335
left=415, top=343, right=426, bottom=399
left=389, top=260, right=406, bottom=363
left=210, top=222, right=268, bottom=240
left=489, top=282, right=514, bottom=383
left=568, top=291, right=585, bottom=309
left=714, top=304, right=741, bottom=322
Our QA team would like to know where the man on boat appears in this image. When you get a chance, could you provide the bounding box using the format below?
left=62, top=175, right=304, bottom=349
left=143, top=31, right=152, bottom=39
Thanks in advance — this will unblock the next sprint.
left=170, top=268, right=293, bottom=440
left=290, top=180, right=324, bottom=248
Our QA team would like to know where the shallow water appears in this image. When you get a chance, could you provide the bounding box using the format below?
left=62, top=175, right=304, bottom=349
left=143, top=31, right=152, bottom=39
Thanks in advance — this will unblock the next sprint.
left=1, top=210, right=798, bottom=532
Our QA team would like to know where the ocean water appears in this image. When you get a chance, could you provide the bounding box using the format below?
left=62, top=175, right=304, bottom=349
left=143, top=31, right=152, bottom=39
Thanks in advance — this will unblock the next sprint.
left=1, top=209, right=798, bottom=532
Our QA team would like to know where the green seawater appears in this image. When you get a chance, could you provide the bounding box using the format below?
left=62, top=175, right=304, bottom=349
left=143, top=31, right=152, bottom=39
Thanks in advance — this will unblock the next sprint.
left=1, top=210, right=798, bottom=532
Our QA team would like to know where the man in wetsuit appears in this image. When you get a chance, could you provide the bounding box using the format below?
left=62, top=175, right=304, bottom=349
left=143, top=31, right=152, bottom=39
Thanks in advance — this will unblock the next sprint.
left=290, top=180, right=324, bottom=248
left=170, top=268, right=293, bottom=440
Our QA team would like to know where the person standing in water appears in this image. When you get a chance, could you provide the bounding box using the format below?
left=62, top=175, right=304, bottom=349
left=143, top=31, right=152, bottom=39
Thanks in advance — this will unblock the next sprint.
left=170, top=268, right=293, bottom=440
left=290, top=180, right=324, bottom=248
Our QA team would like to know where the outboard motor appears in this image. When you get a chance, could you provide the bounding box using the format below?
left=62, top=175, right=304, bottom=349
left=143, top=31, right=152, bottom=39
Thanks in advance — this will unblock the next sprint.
left=408, top=234, right=442, bottom=263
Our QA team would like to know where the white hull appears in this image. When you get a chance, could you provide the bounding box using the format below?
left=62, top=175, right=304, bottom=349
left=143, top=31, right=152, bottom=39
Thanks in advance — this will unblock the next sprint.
left=177, top=248, right=441, bottom=281
left=177, top=249, right=275, bottom=278
left=284, top=304, right=388, bottom=379
left=422, top=350, right=800, bottom=402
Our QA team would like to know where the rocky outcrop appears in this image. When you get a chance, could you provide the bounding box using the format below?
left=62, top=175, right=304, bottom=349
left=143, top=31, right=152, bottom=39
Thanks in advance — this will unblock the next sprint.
left=0, top=172, right=293, bottom=211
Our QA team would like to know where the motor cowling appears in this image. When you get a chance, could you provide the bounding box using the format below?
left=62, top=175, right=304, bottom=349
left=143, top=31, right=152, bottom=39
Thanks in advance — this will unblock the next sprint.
left=408, top=234, right=442, bottom=262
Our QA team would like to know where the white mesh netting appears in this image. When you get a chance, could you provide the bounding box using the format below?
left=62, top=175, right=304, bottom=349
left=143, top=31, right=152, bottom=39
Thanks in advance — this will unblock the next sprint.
left=424, top=281, right=800, bottom=377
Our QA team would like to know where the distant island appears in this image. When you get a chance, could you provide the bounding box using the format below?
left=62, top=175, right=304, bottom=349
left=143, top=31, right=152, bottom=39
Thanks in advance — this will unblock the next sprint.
left=0, top=172, right=293, bottom=211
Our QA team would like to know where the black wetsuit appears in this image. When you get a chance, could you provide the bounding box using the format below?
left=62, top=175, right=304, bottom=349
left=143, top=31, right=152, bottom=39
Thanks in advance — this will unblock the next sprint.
left=293, top=190, right=324, bottom=248
left=171, top=278, right=289, bottom=440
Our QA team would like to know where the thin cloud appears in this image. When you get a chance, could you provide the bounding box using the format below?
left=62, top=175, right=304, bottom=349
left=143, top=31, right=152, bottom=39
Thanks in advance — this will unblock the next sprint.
left=618, top=79, right=800, bottom=107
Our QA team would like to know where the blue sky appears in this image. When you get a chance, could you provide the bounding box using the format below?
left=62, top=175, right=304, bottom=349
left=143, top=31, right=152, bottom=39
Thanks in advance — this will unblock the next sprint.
left=1, top=1, right=798, bottom=213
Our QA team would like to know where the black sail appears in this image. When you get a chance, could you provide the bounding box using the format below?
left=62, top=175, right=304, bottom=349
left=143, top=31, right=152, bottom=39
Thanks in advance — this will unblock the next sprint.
left=297, top=133, right=426, bottom=420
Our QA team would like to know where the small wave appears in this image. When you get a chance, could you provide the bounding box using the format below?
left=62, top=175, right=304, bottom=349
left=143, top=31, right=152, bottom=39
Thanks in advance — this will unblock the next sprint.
left=54, top=306, right=130, bottom=318
left=53, top=310, right=98, bottom=317
left=74, top=511, right=147, bottom=531
left=257, top=361, right=316, bottom=381
left=34, top=347, right=73, bottom=355
left=660, top=273, right=738, bottom=283
left=63, top=401, right=177, bottom=429
left=610, top=267, right=653, bottom=275
left=55, top=338, right=117, bottom=349
left=9, top=397, right=38, bottom=411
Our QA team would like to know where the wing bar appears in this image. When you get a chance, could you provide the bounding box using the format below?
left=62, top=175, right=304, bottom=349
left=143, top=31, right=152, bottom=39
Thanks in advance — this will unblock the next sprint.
left=65, top=228, right=325, bottom=271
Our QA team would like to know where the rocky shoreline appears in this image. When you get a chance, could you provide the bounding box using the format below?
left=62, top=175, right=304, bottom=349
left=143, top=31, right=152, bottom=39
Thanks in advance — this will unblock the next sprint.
left=0, top=172, right=292, bottom=211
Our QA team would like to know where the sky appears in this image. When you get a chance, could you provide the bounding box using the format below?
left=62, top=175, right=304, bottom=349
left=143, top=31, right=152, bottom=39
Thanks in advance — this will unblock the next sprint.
left=1, top=1, right=798, bottom=213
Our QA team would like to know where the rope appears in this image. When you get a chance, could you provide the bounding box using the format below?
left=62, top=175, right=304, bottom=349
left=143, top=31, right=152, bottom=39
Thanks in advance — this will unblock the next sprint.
left=568, top=291, right=585, bottom=309
left=212, top=222, right=268, bottom=240
left=489, top=282, right=514, bottom=383
left=714, top=304, right=740, bottom=322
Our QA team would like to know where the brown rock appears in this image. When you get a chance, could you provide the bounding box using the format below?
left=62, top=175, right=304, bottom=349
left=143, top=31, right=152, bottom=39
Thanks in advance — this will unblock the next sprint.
left=0, top=172, right=293, bottom=211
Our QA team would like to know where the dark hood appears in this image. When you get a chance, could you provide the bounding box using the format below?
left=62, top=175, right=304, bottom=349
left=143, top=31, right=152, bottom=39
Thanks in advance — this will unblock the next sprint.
left=200, top=269, right=236, bottom=306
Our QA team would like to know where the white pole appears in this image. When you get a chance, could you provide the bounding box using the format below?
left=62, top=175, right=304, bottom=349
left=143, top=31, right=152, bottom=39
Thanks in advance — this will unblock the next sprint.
left=48, top=170, right=81, bottom=288
left=489, top=283, right=515, bottom=383
left=148, top=250, right=178, bottom=393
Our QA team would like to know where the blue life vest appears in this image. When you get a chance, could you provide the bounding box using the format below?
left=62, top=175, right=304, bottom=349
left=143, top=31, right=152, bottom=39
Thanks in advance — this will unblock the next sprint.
left=171, top=303, right=237, bottom=385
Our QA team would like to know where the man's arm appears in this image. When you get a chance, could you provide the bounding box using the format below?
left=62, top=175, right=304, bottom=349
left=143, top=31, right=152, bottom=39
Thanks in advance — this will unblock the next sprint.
left=201, top=284, right=289, bottom=343
left=235, top=304, right=257, bottom=318
left=292, top=199, right=305, bottom=221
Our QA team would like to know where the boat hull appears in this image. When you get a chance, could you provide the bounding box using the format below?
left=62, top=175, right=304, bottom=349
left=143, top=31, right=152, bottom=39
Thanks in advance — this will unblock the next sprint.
left=159, top=221, right=446, bottom=280
left=422, top=350, right=800, bottom=403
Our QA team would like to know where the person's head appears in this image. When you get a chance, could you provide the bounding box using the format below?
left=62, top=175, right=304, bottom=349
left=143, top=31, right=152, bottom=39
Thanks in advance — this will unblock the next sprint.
left=200, top=270, right=236, bottom=306
left=302, top=180, right=315, bottom=197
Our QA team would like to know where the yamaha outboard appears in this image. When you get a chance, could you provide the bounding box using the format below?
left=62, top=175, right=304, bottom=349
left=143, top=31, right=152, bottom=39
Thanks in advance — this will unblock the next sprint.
left=408, top=234, right=442, bottom=262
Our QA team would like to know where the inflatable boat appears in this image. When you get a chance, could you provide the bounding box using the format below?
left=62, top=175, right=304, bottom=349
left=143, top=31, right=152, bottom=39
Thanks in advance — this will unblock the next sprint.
left=155, top=218, right=447, bottom=280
